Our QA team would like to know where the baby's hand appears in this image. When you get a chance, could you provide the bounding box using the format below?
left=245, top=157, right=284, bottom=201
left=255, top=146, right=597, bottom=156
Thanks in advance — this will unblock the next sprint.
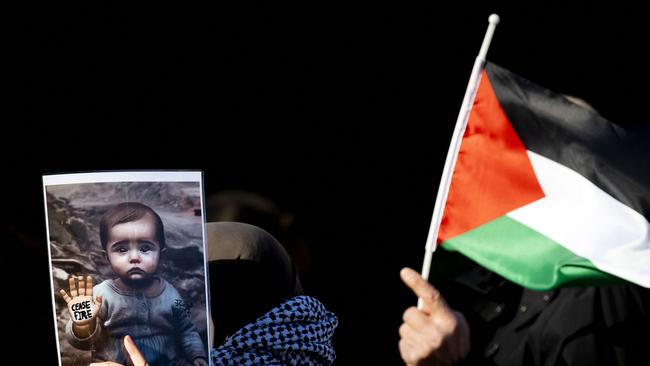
left=59, top=275, right=102, bottom=326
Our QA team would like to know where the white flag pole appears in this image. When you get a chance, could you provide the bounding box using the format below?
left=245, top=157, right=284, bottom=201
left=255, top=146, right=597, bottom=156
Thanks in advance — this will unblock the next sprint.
left=418, top=14, right=500, bottom=309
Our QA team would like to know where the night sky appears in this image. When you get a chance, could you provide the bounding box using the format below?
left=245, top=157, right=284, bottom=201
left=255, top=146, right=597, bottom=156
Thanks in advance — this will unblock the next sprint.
left=8, top=2, right=648, bottom=364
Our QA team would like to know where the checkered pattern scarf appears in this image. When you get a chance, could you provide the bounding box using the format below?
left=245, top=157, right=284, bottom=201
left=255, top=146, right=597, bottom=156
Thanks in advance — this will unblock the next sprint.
left=211, top=295, right=338, bottom=365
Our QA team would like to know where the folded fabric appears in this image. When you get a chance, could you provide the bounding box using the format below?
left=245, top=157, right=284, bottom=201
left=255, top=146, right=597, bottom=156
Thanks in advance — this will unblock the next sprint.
left=211, top=295, right=338, bottom=366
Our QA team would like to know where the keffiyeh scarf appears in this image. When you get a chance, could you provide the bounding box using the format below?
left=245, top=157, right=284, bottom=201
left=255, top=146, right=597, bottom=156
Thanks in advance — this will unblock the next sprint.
left=211, top=295, right=338, bottom=365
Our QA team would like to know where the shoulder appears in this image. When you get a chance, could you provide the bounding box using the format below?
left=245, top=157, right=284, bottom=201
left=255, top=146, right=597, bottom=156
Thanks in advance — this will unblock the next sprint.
left=554, top=284, right=650, bottom=319
left=596, top=284, right=650, bottom=325
left=531, top=285, right=650, bottom=348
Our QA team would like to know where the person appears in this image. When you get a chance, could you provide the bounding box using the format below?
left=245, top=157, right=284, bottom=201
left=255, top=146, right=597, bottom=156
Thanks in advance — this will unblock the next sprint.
left=59, top=202, right=208, bottom=366
left=397, top=95, right=650, bottom=366
left=207, top=222, right=338, bottom=365
left=86, top=221, right=339, bottom=366
left=205, top=190, right=313, bottom=277
left=398, top=261, right=650, bottom=365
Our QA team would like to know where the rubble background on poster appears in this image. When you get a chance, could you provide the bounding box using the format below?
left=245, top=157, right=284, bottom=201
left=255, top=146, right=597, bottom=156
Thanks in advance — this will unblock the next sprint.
left=45, top=182, right=207, bottom=365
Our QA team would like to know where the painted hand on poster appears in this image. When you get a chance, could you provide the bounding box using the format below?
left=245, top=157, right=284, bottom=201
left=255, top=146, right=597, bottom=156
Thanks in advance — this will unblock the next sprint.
left=59, top=275, right=102, bottom=337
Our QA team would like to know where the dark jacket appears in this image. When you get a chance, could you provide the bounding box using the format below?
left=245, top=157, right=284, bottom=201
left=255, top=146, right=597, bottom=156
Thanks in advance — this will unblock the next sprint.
left=436, top=255, right=650, bottom=366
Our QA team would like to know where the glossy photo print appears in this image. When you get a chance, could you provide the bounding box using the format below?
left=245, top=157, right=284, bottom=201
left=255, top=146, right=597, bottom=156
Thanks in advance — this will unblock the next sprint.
left=43, top=171, right=210, bottom=366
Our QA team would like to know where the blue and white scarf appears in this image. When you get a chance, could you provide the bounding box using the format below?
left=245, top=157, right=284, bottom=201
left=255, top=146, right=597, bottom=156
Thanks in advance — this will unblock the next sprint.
left=211, top=296, right=338, bottom=365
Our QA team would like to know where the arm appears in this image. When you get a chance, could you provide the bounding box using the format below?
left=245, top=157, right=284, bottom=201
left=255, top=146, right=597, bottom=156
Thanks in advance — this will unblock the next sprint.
left=171, top=296, right=208, bottom=366
left=398, top=268, right=470, bottom=366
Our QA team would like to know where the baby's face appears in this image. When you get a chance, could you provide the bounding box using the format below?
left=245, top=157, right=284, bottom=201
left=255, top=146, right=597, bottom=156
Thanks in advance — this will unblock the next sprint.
left=105, top=213, right=162, bottom=284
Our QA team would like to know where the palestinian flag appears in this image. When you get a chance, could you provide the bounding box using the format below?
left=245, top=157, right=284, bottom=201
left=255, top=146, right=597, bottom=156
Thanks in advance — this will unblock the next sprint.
left=439, top=62, right=650, bottom=290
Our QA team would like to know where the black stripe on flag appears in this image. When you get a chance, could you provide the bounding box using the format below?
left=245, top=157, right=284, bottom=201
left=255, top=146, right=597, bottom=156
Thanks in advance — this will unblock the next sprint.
left=485, top=62, right=650, bottom=221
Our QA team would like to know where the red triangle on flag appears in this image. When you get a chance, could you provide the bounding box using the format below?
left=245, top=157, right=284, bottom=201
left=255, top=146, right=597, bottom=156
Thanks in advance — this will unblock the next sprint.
left=438, top=70, right=545, bottom=243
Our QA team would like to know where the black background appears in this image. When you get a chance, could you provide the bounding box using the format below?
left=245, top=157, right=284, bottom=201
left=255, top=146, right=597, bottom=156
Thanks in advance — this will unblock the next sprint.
left=7, top=2, right=648, bottom=364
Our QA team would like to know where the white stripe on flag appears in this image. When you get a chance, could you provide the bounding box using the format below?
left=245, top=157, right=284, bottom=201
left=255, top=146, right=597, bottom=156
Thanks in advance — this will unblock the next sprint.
left=507, top=151, right=650, bottom=287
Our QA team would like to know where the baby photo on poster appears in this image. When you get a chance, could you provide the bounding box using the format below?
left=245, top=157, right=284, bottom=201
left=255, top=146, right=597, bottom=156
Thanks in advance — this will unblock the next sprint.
left=43, top=171, right=210, bottom=366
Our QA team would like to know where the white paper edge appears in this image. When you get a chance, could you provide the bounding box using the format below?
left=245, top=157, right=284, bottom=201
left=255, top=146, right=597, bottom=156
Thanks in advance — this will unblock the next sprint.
left=43, top=171, right=202, bottom=186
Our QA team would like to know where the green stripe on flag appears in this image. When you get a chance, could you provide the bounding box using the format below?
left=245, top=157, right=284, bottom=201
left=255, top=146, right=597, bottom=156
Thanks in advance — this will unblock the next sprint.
left=442, top=216, right=622, bottom=290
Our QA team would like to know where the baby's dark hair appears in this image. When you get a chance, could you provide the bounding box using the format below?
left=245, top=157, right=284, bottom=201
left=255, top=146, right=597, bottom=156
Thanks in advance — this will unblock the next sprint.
left=99, top=202, right=166, bottom=250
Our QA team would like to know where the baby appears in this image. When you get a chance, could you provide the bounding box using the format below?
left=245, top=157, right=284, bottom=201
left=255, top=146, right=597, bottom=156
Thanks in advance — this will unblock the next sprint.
left=60, top=202, right=207, bottom=366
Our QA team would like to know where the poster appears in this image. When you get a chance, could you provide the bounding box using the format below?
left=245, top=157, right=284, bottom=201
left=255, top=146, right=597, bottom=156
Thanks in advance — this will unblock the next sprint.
left=43, top=171, right=210, bottom=366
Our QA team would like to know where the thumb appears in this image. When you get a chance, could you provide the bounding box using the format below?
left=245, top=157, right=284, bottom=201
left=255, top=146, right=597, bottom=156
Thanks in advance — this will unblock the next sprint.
left=400, top=267, right=450, bottom=315
left=123, top=335, right=148, bottom=366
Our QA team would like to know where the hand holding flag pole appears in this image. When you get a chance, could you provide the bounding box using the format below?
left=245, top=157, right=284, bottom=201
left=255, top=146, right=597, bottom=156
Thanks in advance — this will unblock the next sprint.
left=418, top=14, right=500, bottom=309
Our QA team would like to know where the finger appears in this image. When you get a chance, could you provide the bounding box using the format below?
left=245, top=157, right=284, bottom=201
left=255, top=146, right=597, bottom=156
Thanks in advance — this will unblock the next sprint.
left=398, top=322, right=409, bottom=339
left=78, top=276, right=86, bottom=296
left=431, top=308, right=459, bottom=338
left=123, top=335, right=148, bottom=366
left=402, top=306, right=433, bottom=331
left=399, top=322, right=443, bottom=355
left=398, top=338, right=414, bottom=365
left=398, top=338, right=423, bottom=366
left=403, top=305, right=458, bottom=343
left=69, top=276, right=78, bottom=298
left=401, top=267, right=450, bottom=314
left=399, top=322, right=432, bottom=350
left=59, top=289, right=72, bottom=304
left=95, top=295, right=103, bottom=308
left=86, top=276, right=94, bottom=298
